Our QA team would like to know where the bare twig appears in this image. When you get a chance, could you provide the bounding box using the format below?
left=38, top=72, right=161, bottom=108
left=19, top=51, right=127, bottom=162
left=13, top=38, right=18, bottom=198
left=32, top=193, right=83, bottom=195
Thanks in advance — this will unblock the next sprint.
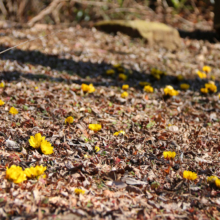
left=0, top=0, right=7, bottom=15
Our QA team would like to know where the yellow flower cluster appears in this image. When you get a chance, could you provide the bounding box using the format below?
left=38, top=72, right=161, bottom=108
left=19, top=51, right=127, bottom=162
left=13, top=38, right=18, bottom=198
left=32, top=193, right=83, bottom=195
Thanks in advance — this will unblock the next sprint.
left=207, top=175, right=220, bottom=188
left=151, top=68, right=166, bottom=80
left=106, top=69, right=115, bottom=75
left=121, top=91, right=128, bottom=98
left=197, top=71, right=206, bottom=79
left=118, top=74, right=127, bottom=81
left=0, top=99, right=5, bottom=106
left=88, top=124, right=102, bottom=132
left=29, top=133, right=54, bottom=155
left=163, top=151, right=176, bottom=160
left=203, top=65, right=211, bottom=73
left=113, top=130, right=125, bottom=136
left=201, top=81, right=217, bottom=94
left=81, top=83, right=96, bottom=93
left=143, top=85, right=154, bottom=93
left=6, top=165, right=46, bottom=184
left=65, top=116, right=74, bottom=124
left=122, top=84, right=129, bottom=90
left=9, top=107, right=18, bottom=115
left=207, top=175, right=218, bottom=184
left=180, top=84, right=190, bottom=90
left=164, top=85, right=179, bottom=96
left=183, top=170, right=197, bottom=181
left=6, top=165, right=27, bottom=184
left=74, top=188, right=85, bottom=195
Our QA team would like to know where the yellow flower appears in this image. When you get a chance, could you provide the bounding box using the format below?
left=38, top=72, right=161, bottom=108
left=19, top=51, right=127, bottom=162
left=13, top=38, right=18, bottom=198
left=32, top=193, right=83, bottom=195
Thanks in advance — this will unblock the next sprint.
left=84, top=154, right=88, bottom=159
left=0, top=100, right=5, bottom=106
left=35, top=87, right=38, bottom=90
left=197, top=71, right=206, bottom=79
left=122, top=84, right=129, bottom=90
left=74, top=188, right=85, bottom=195
left=29, top=133, right=44, bottom=149
left=95, top=146, right=100, bottom=152
left=81, top=84, right=96, bottom=93
left=40, top=139, right=54, bottom=155
left=207, top=176, right=218, bottom=184
left=203, top=65, right=211, bottom=73
left=106, top=69, right=115, bottom=75
left=113, top=130, right=125, bottom=136
left=180, top=84, right=190, bottom=90
left=163, top=151, right=176, bottom=159
left=24, top=165, right=46, bottom=178
left=65, top=116, right=74, bottom=124
left=152, top=73, right=161, bottom=80
left=88, top=124, right=102, bottom=132
left=215, top=179, right=220, bottom=188
left=143, top=85, right=154, bottom=93
left=183, top=170, right=197, bottom=181
left=200, top=87, right=208, bottom=94
left=164, top=85, right=179, bottom=96
left=118, top=74, right=127, bottom=81
left=177, top=74, right=184, bottom=81
left=205, top=81, right=217, bottom=93
left=9, top=107, right=18, bottom=115
left=6, top=165, right=26, bottom=184
left=139, top=82, right=151, bottom=87
left=121, top=91, right=128, bottom=98
left=0, top=82, right=5, bottom=88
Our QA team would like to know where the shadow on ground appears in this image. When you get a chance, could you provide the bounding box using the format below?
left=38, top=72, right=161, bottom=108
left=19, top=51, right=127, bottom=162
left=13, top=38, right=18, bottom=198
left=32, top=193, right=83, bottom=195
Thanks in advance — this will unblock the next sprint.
left=0, top=44, right=218, bottom=91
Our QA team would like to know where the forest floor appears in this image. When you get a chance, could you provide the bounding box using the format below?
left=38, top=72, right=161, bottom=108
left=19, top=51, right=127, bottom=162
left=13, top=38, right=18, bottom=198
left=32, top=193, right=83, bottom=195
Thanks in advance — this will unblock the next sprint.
left=0, top=11, right=220, bottom=219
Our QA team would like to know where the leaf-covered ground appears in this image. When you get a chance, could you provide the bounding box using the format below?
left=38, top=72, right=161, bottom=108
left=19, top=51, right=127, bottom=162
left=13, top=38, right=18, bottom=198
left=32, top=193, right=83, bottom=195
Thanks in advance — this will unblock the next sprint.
left=0, top=23, right=220, bottom=220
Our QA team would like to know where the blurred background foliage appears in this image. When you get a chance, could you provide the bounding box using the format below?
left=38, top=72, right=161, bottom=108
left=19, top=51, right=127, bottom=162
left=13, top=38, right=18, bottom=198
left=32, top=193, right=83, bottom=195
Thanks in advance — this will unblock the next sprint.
left=0, top=0, right=214, bottom=25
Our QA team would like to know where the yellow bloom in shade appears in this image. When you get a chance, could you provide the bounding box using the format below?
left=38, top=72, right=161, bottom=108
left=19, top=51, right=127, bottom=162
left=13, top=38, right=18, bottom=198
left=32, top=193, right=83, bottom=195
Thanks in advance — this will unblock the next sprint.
left=95, top=146, right=100, bottom=152
left=183, top=171, right=197, bottom=181
left=29, top=133, right=44, bottom=149
left=207, top=176, right=218, bottom=184
left=40, top=139, right=54, bottom=155
left=114, top=130, right=125, bottom=136
left=88, top=124, right=102, bottom=132
left=106, top=69, right=115, bottom=75
left=9, top=107, right=18, bottom=115
left=0, top=100, right=5, bottom=106
left=74, top=188, right=85, bottom=195
left=203, top=66, right=211, bottom=73
left=177, top=74, right=184, bottom=81
left=122, top=84, right=129, bottom=90
left=164, top=86, right=179, bottom=96
left=81, top=84, right=96, bottom=93
left=144, top=85, right=154, bottom=93
left=205, top=81, right=217, bottom=93
left=163, top=151, right=176, bottom=159
left=118, top=74, right=127, bottom=81
left=24, top=165, right=46, bottom=178
left=65, top=116, right=74, bottom=124
left=0, top=82, right=5, bottom=88
left=121, top=91, right=128, bottom=98
left=6, top=165, right=26, bottom=184
left=180, top=84, right=190, bottom=90
left=197, top=71, right=207, bottom=79
left=117, top=67, right=125, bottom=72
left=200, top=87, right=208, bottom=94
left=215, top=179, right=220, bottom=188
left=139, top=81, right=151, bottom=87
